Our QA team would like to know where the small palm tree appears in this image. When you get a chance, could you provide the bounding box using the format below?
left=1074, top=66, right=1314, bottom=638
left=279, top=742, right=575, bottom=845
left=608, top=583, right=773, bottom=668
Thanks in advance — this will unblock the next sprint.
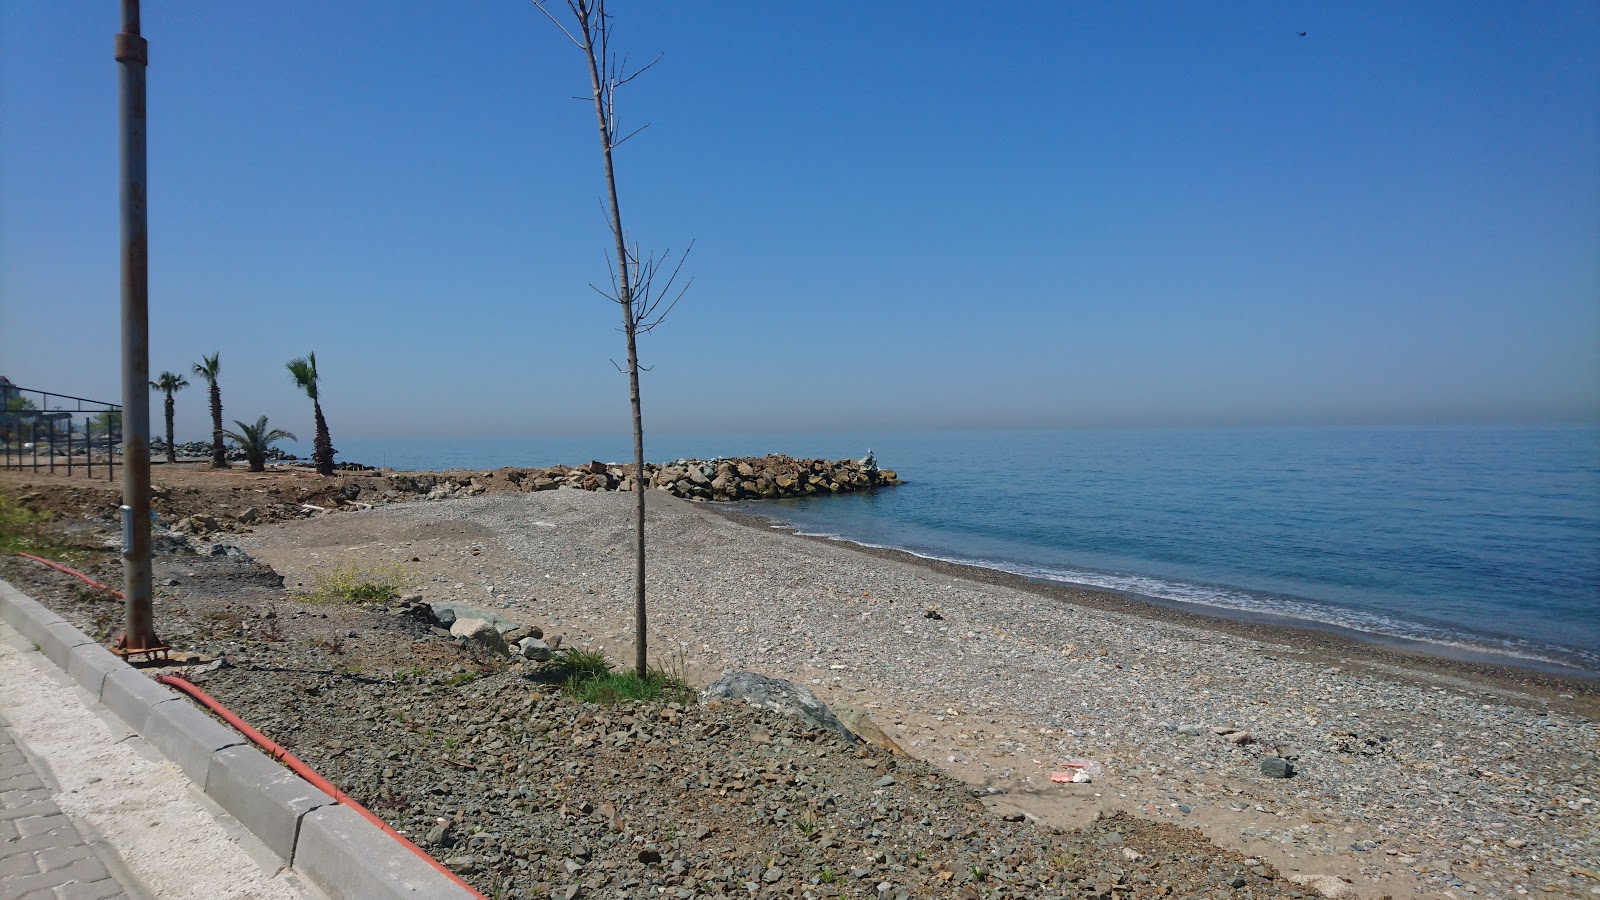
left=224, top=416, right=296, bottom=472
left=192, top=352, right=228, bottom=469
left=149, top=371, right=189, bottom=463
left=286, top=352, right=335, bottom=476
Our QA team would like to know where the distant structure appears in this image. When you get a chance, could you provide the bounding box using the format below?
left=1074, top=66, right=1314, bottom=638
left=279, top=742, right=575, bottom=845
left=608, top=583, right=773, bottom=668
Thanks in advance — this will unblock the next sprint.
left=0, top=376, right=18, bottom=406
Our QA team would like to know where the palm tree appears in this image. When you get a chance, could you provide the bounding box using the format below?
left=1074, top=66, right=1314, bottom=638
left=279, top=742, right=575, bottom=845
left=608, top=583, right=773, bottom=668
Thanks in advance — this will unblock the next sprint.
left=286, top=352, right=335, bottom=476
left=223, top=416, right=296, bottom=472
left=192, top=352, right=228, bottom=468
left=149, top=371, right=188, bottom=463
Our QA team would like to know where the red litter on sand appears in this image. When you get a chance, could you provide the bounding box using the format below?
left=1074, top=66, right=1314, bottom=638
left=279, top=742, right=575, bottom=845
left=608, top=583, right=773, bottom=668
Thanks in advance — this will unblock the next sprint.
left=1049, top=771, right=1073, bottom=783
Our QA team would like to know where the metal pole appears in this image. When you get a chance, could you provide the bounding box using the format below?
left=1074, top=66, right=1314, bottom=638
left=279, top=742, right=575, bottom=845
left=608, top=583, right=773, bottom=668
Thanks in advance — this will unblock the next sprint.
left=31, top=419, right=38, bottom=473
left=117, top=0, right=159, bottom=652
left=48, top=417, right=56, bottom=474
left=67, top=419, right=74, bottom=477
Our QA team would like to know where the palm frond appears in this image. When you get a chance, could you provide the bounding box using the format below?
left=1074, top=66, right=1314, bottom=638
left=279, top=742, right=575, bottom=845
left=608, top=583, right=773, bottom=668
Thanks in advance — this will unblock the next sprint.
left=286, top=354, right=319, bottom=401
left=192, top=352, right=221, bottom=382
left=150, top=371, right=189, bottom=393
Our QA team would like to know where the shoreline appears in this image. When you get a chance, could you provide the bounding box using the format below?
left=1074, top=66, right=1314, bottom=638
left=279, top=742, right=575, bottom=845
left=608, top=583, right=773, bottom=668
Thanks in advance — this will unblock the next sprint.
left=8, top=467, right=1597, bottom=897
left=709, top=503, right=1600, bottom=714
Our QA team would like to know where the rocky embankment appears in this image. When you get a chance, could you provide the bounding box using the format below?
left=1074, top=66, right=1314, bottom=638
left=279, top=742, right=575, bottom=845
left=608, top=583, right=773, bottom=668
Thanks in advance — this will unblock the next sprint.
left=393, top=454, right=901, bottom=503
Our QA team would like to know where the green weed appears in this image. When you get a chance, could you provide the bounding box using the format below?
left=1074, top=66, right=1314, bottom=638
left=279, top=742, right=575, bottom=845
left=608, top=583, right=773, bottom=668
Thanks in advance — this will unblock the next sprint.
left=296, top=562, right=410, bottom=606
left=0, top=492, right=85, bottom=564
left=548, top=648, right=696, bottom=706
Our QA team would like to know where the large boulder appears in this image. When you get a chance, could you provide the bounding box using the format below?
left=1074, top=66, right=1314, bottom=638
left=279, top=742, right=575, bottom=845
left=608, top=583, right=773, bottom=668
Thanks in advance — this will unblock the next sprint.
left=449, top=618, right=508, bottom=656
left=700, top=671, right=855, bottom=743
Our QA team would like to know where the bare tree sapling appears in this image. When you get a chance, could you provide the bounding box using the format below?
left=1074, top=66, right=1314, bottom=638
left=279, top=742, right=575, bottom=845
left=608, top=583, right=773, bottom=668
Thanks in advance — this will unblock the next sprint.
left=535, top=0, right=693, bottom=679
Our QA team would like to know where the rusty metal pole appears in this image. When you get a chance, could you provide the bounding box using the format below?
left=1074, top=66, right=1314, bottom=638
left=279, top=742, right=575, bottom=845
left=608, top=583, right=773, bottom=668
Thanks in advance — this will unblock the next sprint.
left=116, top=0, right=159, bottom=653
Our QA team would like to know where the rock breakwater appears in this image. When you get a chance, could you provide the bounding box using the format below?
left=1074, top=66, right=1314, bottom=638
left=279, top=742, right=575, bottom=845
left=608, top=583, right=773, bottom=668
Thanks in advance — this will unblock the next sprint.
left=391, top=454, right=901, bottom=503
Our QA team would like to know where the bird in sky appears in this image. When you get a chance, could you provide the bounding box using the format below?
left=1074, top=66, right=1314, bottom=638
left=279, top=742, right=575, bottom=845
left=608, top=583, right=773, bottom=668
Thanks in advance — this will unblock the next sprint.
left=1297, top=31, right=1308, bottom=37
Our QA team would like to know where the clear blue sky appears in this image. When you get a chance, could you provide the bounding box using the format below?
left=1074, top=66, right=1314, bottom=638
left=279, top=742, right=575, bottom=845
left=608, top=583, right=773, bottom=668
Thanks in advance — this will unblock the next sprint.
left=3, top=1, right=1597, bottom=441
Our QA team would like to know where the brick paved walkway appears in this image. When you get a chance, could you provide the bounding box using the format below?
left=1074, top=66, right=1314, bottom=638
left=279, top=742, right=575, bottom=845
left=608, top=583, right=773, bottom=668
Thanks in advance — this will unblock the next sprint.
left=0, top=716, right=131, bottom=900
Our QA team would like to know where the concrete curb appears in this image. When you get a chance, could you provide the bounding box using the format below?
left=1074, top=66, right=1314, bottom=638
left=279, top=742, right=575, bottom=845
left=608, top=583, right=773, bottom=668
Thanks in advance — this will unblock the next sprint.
left=0, top=576, right=476, bottom=900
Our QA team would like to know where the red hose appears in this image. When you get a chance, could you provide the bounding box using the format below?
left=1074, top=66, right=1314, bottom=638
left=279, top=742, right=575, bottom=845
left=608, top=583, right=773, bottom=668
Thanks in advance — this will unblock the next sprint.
left=158, top=675, right=488, bottom=900
left=14, top=552, right=123, bottom=599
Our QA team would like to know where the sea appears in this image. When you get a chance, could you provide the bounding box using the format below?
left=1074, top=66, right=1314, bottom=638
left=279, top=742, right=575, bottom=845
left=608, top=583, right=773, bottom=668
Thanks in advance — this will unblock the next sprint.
left=312, top=425, right=1600, bottom=675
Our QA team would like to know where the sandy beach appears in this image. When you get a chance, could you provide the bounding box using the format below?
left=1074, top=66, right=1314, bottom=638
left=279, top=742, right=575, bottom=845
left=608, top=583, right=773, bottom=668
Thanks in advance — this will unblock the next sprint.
left=212, top=486, right=1598, bottom=899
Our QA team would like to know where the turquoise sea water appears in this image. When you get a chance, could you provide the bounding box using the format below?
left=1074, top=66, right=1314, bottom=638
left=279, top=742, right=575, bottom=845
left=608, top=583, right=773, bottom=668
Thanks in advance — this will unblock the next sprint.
left=320, top=425, right=1600, bottom=673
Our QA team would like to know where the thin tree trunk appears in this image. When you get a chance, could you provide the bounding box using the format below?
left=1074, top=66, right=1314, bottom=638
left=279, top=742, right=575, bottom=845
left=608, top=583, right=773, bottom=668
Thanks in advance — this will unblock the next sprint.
left=579, top=8, right=649, bottom=680
left=312, top=400, right=333, bottom=476
left=209, top=382, right=227, bottom=468
left=163, top=393, right=175, bottom=463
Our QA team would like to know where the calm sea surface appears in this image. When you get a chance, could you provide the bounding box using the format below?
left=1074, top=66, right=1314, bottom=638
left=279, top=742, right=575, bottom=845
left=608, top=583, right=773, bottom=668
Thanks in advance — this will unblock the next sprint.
left=319, top=425, right=1600, bottom=672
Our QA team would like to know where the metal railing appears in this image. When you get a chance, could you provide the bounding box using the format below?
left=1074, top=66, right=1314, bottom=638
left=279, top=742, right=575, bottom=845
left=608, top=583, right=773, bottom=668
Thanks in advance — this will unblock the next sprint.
left=0, top=386, right=121, bottom=481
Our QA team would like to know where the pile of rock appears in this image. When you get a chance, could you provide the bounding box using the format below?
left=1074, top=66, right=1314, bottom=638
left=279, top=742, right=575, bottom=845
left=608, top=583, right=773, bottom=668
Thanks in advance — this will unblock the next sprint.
left=394, top=454, right=901, bottom=503
left=149, top=437, right=298, bottom=462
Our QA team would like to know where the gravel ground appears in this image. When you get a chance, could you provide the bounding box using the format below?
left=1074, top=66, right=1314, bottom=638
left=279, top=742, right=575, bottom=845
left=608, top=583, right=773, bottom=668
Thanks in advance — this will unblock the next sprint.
left=4, top=471, right=1597, bottom=898
left=223, top=489, right=1599, bottom=900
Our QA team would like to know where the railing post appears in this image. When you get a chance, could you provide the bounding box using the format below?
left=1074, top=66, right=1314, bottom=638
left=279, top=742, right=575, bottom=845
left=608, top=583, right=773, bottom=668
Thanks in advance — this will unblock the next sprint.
left=48, top=417, right=55, bottom=475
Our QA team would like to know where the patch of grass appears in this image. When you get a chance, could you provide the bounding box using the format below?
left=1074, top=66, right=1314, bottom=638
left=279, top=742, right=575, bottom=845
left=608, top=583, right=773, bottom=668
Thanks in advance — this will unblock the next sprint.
left=296, top=562, right=409, bottom=606
left=544, top=648, right=613, bottom=682
left=441, top=670, right=479, bottom=688
left=548, top=648, right=697, bottom=706
left=0, top=492, right=85, bottom=564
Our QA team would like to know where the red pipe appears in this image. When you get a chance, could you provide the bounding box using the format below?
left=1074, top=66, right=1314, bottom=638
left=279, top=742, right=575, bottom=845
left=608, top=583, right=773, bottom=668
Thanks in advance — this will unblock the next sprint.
left=157, top=675, right=488, bottom=900
left=14, top=552, right=123, bottom=598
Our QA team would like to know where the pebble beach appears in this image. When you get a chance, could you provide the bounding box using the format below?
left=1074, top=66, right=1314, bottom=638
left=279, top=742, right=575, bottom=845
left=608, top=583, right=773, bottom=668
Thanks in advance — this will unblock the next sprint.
left=223, top=487, right=1600, bottom=899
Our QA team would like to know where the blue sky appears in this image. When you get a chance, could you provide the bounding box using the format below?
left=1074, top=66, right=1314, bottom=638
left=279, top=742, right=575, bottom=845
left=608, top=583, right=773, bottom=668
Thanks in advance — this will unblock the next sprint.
left=2, top=1, right=1597, bottom=442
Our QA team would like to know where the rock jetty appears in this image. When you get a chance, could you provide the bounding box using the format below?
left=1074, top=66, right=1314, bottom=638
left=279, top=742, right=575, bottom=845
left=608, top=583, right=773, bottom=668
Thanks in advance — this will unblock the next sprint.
left=390, top=454, right=901, bottom=503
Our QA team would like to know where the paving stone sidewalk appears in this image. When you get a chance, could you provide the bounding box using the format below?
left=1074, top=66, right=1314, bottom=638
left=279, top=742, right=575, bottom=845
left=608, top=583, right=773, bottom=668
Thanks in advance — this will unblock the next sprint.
left=0, top=716, right=131, bottom=900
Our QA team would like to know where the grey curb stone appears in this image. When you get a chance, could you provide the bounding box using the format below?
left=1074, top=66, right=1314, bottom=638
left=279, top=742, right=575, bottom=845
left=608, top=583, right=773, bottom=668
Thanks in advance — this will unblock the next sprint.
left=0, top=585, right=68, bottom=650
left=99, top=668, right=178, bottom=733
left=40, top=621, right=97, bottom=671
left=296, top=806, right=472, bottom=900
left=65, top=641, right=128, bottom=699
left=204, top=745, right=335, bottom=863
left=140, top=695, right=246, bottom=785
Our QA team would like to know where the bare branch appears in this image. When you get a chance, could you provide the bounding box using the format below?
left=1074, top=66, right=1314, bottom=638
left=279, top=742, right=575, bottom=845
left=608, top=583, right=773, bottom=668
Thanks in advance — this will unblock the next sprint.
left=614, top=52, right=664, bottom=88
left=611, top=121, right=652, bottom=148
left=530, top=1, right=584, bottom=48
left=637, top=276, right=692, bottom=334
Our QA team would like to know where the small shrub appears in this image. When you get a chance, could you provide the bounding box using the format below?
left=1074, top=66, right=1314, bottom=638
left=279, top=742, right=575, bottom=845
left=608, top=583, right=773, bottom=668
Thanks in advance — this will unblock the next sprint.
left=544, top=647, right=696, bottom=705
left=297, top=562, right=410, bottom=606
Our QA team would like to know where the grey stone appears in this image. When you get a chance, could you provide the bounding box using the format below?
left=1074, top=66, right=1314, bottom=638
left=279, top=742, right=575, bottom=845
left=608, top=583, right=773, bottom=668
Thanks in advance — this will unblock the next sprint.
left=518, top=637, right=553, bottom=661
left=1261, top=757, right=1296, bottom=778
left=449, top=618, right=508, bottom=656
left=700, top=671, right=856, bottom=742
